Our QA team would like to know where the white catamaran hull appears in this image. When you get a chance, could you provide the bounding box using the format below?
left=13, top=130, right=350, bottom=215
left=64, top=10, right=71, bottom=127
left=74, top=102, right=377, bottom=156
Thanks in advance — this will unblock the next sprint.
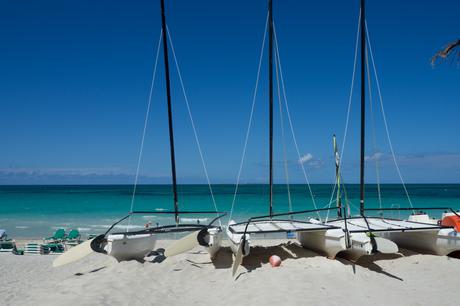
left=297, top=228, right=376, bottom=260
left=226, top=219, right=335, bottom=258
left=226, top=221, right=251, bottom=257
left=203, top=228, right=224, bottom=259
left=381, top=228, right=460, bottom=256
left=106, top=229, right=223, bottom=262
left=105, top=233, right=157, bottom=262
left=298, top=217, right=403, bottom=260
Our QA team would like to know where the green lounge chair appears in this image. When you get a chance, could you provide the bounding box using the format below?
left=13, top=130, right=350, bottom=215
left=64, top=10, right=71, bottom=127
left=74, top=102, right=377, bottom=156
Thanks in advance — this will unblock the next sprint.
left=65, top=229, right=81, bottom=247
left=44, top=228, right=66, bottom=243
left=66, top=229, right=80, bottom=240
left=13, top=245, right=24, bottom=255
left=24, top=243, right=50, bottom=255
left=0, top=240, right=15, bottom=252
left=46, top=242, right=65, bottom=253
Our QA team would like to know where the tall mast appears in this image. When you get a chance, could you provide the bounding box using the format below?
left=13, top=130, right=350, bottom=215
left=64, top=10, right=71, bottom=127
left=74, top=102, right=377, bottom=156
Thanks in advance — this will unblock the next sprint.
left=333, top=135, right=342, bottom=218
left=268, top=0, right=274, bottom=217
left=160, top=0, right=179, bottom=223
left=359, top=0, right=366, bottom=215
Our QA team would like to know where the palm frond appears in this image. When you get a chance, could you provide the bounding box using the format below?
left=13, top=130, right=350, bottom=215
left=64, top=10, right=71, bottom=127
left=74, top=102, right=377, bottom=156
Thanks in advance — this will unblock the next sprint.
left=431, top=39, right=460, bottom=66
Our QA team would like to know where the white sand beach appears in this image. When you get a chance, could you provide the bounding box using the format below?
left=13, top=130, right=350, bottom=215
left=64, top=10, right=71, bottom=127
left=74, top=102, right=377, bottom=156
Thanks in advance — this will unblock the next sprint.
left=1, top=239, right=459, bottom=306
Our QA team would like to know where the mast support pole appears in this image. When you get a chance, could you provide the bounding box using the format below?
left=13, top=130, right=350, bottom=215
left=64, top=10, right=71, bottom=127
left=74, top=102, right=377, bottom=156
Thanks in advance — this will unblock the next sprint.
left=333, top=135, right=342, bottom=218
left=268, top=0, right=274, bottom=218
left=359, top=0, right=366, bottom=216
left=160, top=0, right=179, bottom=223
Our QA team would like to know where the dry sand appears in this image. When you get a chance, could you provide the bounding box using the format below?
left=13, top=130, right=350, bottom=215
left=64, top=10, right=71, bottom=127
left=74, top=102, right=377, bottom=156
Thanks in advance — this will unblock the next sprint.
left=1, top=239, right=459, bottom=306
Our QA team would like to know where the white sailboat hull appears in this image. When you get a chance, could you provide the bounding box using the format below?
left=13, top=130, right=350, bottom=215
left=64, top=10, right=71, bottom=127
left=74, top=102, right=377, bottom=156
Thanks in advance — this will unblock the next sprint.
left=297, top=228, right=375, bottom=260
left=301, top=216, right=460, bottom=258
left=105, top=233, right=157, bottom=262
left=105, top=228, right=223, bottom=262
left=226, top=221, right=251, bottom=257
left=203, top=228, right=224, bottom=259
left=381, top=228, right=460, bottom=256
left=226, top=219, right=333, bottom=258
left=298, top=217, right=405, bottom=260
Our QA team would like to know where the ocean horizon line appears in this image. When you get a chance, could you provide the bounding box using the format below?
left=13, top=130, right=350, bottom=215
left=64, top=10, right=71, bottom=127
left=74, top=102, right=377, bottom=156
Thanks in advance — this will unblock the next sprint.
left=1, top=182, right=460, bottom=187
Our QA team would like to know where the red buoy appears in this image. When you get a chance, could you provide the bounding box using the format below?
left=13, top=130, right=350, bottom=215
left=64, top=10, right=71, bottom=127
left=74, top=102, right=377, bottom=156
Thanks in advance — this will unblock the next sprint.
left=269, top=255, right=281, bottom=267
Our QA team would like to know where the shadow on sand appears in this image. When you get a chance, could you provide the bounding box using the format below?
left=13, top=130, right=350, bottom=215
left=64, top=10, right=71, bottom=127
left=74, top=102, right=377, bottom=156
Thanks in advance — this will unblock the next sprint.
left=448, top=250, right=460, bottom=259
left=340, top=248, right=459, bottom=280
left=398, top=247, right=460, bottom=260
left=337, top=252, right=404, bottom=281
left=231, top=241, right=321, bottom=277
left=74, top=266, right=107, bottom=276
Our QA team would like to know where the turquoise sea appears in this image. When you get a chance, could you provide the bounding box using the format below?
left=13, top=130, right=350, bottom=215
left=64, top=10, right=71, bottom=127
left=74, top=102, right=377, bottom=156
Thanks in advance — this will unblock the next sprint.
left=1, top=184, right=459, bottom=238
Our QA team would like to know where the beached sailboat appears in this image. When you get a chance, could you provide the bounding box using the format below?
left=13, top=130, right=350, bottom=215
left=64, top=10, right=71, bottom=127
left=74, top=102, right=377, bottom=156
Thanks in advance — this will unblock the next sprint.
left=226, top=0, right=336, bottom=276
left=53, top=0, right=224, bottom=267
left=298, top=134, right=400, bottom=260
left=300, top=0, right=460, bottom=259
left=378, top=210, right=460, bottom=256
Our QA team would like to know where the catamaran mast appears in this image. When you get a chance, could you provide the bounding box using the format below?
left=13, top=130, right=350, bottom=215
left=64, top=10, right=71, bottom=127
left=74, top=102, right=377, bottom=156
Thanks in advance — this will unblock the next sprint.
left=359, top=0, right=366, bottom=215
left=333, top=135, right=342, bottom=218
left=160, top=0, right=179, bottom=223
left=268, top=0, right=274, bottom=218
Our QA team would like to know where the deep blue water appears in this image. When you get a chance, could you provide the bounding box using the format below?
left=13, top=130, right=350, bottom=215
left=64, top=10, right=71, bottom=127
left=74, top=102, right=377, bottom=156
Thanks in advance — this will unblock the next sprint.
left=0, top=184, right=459, bottom=238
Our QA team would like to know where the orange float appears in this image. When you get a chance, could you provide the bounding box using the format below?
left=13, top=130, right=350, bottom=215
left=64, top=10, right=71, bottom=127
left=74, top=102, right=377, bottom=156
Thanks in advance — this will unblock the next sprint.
left=441, top=215, right=460, bottom=232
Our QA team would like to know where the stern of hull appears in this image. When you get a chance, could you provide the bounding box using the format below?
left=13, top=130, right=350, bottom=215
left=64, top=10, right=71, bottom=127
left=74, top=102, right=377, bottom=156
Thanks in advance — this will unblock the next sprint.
left=105, top=233, right=157, bottom=262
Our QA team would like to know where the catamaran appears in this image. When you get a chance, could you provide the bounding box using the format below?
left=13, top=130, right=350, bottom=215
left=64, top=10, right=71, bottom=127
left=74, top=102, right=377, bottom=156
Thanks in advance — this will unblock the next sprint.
left=53, top=0, right=225, bottom=267
left=226, top=0, right=337, bottom=276
left=298, top=135, right=399, bottom=260
left=299, top=0, right=460, bottom=259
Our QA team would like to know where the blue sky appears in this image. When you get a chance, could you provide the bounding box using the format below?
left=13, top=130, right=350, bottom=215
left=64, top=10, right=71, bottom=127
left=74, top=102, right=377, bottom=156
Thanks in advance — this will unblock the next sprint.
left=0, top=0, right=459, bottom=184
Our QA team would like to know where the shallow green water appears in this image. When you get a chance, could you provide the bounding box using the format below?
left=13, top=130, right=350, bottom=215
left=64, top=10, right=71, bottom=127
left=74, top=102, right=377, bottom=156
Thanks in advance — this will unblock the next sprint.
left=0, top=184, right=459, bottom=238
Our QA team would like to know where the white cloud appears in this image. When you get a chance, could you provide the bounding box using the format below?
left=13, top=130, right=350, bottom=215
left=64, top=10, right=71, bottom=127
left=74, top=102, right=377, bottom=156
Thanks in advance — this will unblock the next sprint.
left=365, top=152, right=384, bottom=162
left=298, top=153, right=325, bottom=169
left=299, top=153, right=314, bottom=164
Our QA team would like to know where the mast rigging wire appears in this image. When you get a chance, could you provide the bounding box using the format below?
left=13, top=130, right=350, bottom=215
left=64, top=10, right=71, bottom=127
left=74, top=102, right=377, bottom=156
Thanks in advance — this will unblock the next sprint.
left=166, top=27, right=222, bottom=226
left=365, top=22, right=415, bottom=211
left=365, top=45, right=383, bottom=209
left=228, top=13, right=269, bottom=223
left=274, top=38, right=293, bottom=215
left=325, top=11, right=361, bottom=222
left=127, top=30, right=163, bottom=231
left=272, top=23, right=321, bottom=219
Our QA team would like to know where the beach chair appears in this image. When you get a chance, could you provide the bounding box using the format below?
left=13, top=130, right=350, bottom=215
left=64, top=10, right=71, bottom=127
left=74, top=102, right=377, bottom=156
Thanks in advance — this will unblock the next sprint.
left=12, top=243, right=24, bottom=255
left=46, top=242, right=65, bottom=253
left=66, top=229, right=81, bottom=241
left=24, top=243, right=50, bottom=255
left=65, top=229, right=81, bottom=247
left=0, top=240, right=15, bottom=253
left=44, top=228, right=66, bottom=243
